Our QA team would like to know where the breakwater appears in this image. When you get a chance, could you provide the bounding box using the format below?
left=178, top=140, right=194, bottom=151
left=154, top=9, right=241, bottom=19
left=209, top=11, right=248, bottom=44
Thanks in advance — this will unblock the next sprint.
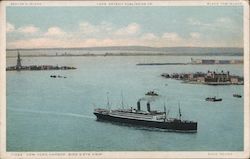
left=137, top=58, right=243, bottom=66
left=137, top=63, right=188, bottom=65
left=6, top=65, right=76, bottom=71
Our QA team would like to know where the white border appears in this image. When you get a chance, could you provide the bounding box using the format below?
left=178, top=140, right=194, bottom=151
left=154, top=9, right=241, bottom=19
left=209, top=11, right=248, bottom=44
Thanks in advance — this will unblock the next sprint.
left=0, top=0, right=7, bottom=158
left=0, top=1, right=249, bottom=159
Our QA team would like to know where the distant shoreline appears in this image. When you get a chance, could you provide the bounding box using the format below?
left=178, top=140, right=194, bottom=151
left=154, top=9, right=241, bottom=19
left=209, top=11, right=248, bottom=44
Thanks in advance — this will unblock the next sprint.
left=6, top=46, right=243, bottom=51
left=6, top=46, right=243, bottom=57
left=6, top=53, right=243, bottom=58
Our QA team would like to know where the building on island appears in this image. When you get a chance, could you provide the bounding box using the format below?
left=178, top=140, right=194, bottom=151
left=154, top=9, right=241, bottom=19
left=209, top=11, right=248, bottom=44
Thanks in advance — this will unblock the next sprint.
left=204, top=71, right=230, bottom=82
left=190, top=58, right=243, bottom=65
left=162, top=70, right=243, bottom=85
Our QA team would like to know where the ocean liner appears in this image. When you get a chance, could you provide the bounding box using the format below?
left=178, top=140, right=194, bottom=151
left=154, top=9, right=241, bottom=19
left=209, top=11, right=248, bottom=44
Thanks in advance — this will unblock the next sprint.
left=93, top=100, right=197, bottom=132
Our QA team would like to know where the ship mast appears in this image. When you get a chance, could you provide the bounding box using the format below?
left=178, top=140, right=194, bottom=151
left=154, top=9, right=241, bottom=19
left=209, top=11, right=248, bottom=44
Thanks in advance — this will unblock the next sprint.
left=163, top=103, right=166, bottom=122
left=121, top=91, right=124, bottom=109
left=178, top=102, right=182, bottom=120
left=106, top=92, right=110, bottom=111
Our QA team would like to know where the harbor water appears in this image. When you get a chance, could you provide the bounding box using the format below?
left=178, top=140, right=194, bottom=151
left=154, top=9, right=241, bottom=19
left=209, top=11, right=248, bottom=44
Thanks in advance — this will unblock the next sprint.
left=6, top=55, right=244, bottom=151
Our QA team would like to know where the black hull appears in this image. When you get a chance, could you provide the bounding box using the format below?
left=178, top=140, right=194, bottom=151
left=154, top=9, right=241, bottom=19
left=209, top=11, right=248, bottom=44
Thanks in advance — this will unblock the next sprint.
left=94, top=113, right=197, bottom=133
left=233, top=94, right=242, bottom=98
left=206, top=98, right=222, bottom=102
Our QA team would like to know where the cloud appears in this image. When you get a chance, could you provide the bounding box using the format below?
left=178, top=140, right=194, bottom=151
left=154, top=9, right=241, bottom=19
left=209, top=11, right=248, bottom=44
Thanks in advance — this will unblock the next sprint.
left=6, top=20, right=242, bottom=48
left=79, top=22, right=100, bottom=35
left=7, top=30, right=242, bottom=49
left=100, top=21, right=114, bottom=32
left=187, top=17, right=236, bottom=30
left=140, top=33, right=158, bottom=40
left=114, top=23, right=140, bottom=36
left=162, top=32, right=182, bottom=42
left=79, top=21, right=116, bottom=37
left=7, top=22, right=15, bottom=32
left=45, top=27, right=66, bottom=36
left=7, top=38, right=68, bottom=48
left=78, top=22, right=141, bottom=38
left=190, top=32, right=201, bottom=39
left=187, top=18, right=211, bottom=27
left=17, top=25, right=40, bottom=34
left=215, top=17, right=232, bottom=24
left=214, top=17, right=238, bottom=31
left=6, top=23, right=40, bottom=34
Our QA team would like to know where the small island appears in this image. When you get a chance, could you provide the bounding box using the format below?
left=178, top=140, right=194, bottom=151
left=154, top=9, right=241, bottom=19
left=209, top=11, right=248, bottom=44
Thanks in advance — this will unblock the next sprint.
left=6, top=52, right=76, bottom=71
left=161, top=70, right=243, bottom=85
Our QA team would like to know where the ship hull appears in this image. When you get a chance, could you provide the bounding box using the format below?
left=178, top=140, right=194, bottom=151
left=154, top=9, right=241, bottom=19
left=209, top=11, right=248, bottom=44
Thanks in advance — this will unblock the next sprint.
left=94, top=112, right=197, bottom=133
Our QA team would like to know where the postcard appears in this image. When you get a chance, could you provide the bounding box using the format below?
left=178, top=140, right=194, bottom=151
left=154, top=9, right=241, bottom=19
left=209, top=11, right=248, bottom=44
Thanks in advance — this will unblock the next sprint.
left=0, top=0, right=249, bottom=158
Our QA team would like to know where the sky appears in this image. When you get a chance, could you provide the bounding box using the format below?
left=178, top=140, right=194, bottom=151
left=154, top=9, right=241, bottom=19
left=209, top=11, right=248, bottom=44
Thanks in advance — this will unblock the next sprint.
left=6, top=6, right=243, bottom=49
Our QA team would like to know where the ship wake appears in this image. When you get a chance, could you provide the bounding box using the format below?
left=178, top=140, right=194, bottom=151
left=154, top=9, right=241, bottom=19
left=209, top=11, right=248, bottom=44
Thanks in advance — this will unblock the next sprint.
left=8, top=107, right=95, bottom=119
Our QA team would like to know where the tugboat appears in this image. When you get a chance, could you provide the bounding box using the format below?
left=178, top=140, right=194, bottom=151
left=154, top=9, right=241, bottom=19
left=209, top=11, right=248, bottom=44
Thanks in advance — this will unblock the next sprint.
left=233, top=94, right=242, bottom=98
left=145, top=91, right=159, bottom=96
left=50, top=75, right=67, bottom=78
left=93, top=100, right=197, bottom=132
left=205, top=96, right=222, bottom=102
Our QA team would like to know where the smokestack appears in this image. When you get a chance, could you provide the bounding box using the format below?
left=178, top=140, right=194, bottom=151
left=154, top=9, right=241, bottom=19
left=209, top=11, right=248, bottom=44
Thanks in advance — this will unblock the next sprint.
left=147, top=102, right=151, bottom=112
left=137, top=100, right=141, bottom=111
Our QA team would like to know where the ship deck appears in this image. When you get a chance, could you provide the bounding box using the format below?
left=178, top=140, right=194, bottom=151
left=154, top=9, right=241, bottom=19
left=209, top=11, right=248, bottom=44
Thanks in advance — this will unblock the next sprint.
left=94, top=108, right=195, bottom=123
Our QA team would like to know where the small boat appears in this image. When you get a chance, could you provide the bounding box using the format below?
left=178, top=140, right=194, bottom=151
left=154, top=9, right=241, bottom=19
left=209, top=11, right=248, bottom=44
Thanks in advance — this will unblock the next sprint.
left=50, top=75, right=67, bottom=78
left=233, top=94, right=242, bottom=98
left=145, top=91, right=159, bottom=96
left=205, top=97, right=222, bottom=102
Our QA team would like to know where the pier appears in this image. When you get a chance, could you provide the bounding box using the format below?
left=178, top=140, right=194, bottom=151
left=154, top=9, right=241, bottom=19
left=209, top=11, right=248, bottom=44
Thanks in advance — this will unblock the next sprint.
left=137, top=62, right=188, bottom=65
left=137, top=58, right=243, bottom=66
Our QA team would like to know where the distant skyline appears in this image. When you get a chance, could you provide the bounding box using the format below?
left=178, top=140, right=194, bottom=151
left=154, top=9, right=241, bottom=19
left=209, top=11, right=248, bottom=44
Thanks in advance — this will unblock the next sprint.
left=6, top=6, right=243, bottom=49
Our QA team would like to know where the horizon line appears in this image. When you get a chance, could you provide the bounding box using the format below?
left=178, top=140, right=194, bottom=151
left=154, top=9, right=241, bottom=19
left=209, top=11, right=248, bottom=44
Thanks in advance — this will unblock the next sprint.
left=6, top=45, right=244, bottom=50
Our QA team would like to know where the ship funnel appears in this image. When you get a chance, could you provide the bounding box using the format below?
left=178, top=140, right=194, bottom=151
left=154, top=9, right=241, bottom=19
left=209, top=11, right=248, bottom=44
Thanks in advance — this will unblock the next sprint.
left=147, top=102, right=151, bottom=112
left=137, top=100, right=141, bottom=111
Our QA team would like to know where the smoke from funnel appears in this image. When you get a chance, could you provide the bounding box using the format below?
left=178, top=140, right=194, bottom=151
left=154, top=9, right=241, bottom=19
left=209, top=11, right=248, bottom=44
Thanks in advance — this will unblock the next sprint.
left=139, top=97, right=156, bottom=102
